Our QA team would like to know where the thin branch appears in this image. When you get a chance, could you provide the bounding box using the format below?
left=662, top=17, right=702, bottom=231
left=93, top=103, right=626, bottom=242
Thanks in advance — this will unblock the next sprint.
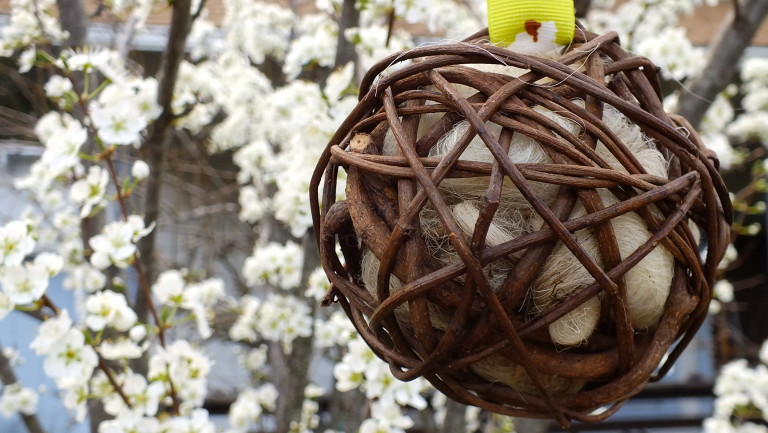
left=676, top=0, right=768, bottom=128
left=97, top=358, right=132, bottom=408
left=131, top=0, right=193, bottom=416
left=191, top=0, right=208, bottom=23
left=115, top=15, right=139, bottom=59
left=136, top=0, right=194, bottom=299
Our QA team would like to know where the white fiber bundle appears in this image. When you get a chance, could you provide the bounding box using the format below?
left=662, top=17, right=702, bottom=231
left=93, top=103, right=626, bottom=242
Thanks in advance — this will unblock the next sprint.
left=529, top=105, right=673, bottom=345
left=364, top=68, right=675, bottom=390
left=470, top=353, right=584, bottom=394
left=361, top=249, right=404, bottom=314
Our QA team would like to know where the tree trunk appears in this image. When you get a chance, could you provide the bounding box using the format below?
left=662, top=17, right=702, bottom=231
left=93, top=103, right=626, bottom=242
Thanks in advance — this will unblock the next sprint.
left=136, top=0, right=193, bottom=319
left=271, top=232, right=321, bottom=432
left=676, top=0, right=768, bottom=129
left=334, top=0, right=360, bottom=69
left=574, top=0, right=592, bottom=18
left=513, top=417, right=552, bottom=433
left=0, top=343, right=47, bottom=433
left=56, top=0, right=87, bottom=47
left=325, top=388, right=367, bottom=433
left=442, top=399, right=468, bottom=433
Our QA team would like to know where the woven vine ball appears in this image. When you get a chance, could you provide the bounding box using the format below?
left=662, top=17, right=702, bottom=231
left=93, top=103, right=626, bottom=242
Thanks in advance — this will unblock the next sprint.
left=309, top=27, right=731, bottom=426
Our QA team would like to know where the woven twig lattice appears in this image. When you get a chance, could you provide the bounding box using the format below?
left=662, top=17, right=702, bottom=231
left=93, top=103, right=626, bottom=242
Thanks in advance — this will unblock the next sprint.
left=309, top=28, right=731, bottom=425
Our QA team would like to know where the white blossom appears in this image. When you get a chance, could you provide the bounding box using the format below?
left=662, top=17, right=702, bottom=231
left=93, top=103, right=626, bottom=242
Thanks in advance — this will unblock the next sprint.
left=70, top=166, right=109, bottom=218
left=148, top=341, right=212, bottom=410
left=1, top=263, right=50, bottom=305
left=242, top=241, right=303, bottom=290
left=227, top=384, right=278, bottom=432
left=90, top=100, right=146, bottom=146
left=0, top=220, right=35, bottom=266
left=229, top=293, right=312, bottom=353
left=242, top=344, right=268, bottom=372
left=88, top=218, right=151, bottom=269
left=152, top=269, right=187, bottom=306
left=84, top=290, right=137, bottom=331
left=99, top=337, right=145, bottom=360
left=131, top=160, right=150, bottom=180
left=103, top=371, right=165, bottom=417
left=305, top=267, right=330, bottom=301
left=0, top=384, right=38, bottom=417
left=44, top=74, right=73, bottom=98
left=31, top=310, right=73, bottom=355
left=18, top=46, right=36, bottom=72
left=43, top=328, right=98, bottom=386
left=129, top=325, right=148, bottom=342
left=99, top=413, right=160, bottom=433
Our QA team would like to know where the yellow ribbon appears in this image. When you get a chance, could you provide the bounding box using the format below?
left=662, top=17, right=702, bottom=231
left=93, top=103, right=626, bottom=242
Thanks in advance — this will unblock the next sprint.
left=487, top=0, right=575, bottom=49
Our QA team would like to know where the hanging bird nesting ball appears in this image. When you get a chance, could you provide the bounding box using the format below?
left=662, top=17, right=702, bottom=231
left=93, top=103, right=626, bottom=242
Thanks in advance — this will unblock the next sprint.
left=309, top=27, right=731, bottom=425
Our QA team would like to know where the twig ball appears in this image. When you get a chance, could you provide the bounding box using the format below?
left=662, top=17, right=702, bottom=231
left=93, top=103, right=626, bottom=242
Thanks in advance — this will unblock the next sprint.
left=310, top=28, right=731, bottom=425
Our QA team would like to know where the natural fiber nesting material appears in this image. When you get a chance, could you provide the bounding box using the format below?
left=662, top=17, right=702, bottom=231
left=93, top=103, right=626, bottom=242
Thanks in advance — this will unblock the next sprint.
left=367, top=93, right=674, bottom=385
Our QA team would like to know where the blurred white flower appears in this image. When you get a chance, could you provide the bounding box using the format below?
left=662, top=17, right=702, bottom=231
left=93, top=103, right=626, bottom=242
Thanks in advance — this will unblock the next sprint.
left=99, top=413, right=160, bottom=433
left=242, top=241, right=303, bottom=290
left=103, top=371, right=165, bottom=417
left=89, top=219, right=147, bottom=269
left=44, top=75, right=73, bottom=98
left=99, top=338, right=145, bottom=360
left=90, top=100, right=145, bottom=146
left=43, top=328, right=98, bottom=385
left=129, top=325, right=148, bottom=342
left=714, top=280, right=735, bottom=303
left=131, top=160, right=150, bottom=180
left=18, top=46, right=36, bottom=72
left=0, top=220, right=35, bottom=266
left=70, top=166, right=109, bottom=218
left=84, top=290, right=137, bottom=331
left=1, top=263, right=49, bottom=305
left=152, top=269, right=186, bottom=306
left=0, top=384, right=38, bottom=417
left=30, top=310, right=73, bottom=355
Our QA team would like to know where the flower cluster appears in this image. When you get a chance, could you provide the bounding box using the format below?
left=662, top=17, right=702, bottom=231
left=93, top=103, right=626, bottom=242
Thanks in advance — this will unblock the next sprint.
left=704, top=340, right=768, bottom=433
left=728, top=58, right=768, bottom=147
left=242, top=241, right=303, bottom=290
left=0, top=383, right=39, bottom=418
left=0, top=0, right=65, bottom=57
left=333, top=337, right=430, bottom=428
left=29, top=311, right=99, bottom=419
left=151, top=270, right=225, bottom=338
left=227, top=383, right=279, bottom=432
left=99, top=408, right=216, bottom=433
left=89, top=216, right=154, bottom=269
left=229, top=293, right=313, bottom=353
left=148, top=341, right=213, bottom=414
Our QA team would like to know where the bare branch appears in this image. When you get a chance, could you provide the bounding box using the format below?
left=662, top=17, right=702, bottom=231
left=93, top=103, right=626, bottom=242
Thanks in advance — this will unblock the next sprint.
left=191, top=0, right=208, bottom=23
left=676, top=0, right=768, bottom=128
left=115, top=15, right=139, bottom=59
left=136, top=0, right=193, bottom=320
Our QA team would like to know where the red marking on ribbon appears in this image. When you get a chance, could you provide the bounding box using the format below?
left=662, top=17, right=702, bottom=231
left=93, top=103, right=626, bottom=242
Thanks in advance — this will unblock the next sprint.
left=525, top=20, right=542, bottom=42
